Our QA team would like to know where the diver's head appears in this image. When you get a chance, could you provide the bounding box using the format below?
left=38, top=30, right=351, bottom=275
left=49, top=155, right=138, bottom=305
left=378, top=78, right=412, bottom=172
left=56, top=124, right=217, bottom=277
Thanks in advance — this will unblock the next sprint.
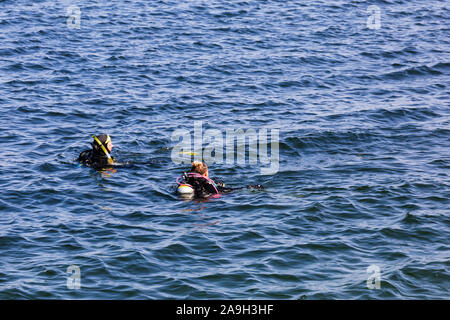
left=92, top=134, right=114, bottom=155
left=190, top=161, right=208, bottom=178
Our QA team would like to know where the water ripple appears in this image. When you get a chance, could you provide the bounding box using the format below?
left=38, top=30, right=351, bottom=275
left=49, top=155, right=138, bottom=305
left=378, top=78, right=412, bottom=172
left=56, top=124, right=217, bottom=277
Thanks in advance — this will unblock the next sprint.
left=0, top=0, right=448, bottom=299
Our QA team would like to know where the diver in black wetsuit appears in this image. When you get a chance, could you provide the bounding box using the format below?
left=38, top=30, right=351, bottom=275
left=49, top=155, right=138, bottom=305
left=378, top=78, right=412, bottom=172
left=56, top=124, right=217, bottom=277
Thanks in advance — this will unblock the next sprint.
left=77, top=134, right=115, bottom=169
left=179, top=161, right=263, bottom=198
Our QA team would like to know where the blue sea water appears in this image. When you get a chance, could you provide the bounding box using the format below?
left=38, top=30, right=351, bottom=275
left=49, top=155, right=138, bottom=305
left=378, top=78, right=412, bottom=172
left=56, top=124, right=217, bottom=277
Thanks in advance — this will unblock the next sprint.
left=0, top=0, right=449, bottom=299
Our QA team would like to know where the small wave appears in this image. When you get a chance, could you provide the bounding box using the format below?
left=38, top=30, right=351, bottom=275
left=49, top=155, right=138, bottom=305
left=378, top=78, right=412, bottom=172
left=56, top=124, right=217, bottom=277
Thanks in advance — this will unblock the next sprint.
left=365, top=106, right=441, bottom=124
left=380, top=65, right=443, bottom=80
left=282, top=129, right=380, bottom=151
left=361, top=46, right=419, bottom=60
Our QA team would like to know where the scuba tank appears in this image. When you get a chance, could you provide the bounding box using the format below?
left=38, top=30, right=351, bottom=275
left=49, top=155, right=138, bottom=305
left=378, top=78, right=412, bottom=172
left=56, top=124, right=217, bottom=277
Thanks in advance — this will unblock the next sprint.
left=177, top=173, right=195, bottom=195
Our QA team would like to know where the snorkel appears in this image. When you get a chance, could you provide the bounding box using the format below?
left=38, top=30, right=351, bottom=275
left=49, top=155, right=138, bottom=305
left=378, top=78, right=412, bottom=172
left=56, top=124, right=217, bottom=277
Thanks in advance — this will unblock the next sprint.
left=92, top=134, right=114, bottom=165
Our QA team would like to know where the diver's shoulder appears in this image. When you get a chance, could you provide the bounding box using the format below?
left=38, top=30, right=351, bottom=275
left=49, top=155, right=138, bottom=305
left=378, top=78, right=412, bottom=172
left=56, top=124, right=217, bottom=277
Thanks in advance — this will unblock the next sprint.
left=77, top=149, right=93, bottom=166
left=78, top=149, right=92, bottom=158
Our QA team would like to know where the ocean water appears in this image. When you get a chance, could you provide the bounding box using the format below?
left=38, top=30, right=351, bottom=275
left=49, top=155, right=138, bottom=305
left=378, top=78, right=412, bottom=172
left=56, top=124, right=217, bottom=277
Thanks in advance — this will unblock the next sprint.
left=0, top=0, right=449, bottom=299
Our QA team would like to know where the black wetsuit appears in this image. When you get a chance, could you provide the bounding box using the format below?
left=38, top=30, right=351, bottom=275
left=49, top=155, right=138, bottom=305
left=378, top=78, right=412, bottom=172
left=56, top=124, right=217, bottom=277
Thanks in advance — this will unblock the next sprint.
left=77, top=149, right=114, bottom=169
left=181, top=173, right=262, bottom=198
left=181, top=174, right=219, bottom=198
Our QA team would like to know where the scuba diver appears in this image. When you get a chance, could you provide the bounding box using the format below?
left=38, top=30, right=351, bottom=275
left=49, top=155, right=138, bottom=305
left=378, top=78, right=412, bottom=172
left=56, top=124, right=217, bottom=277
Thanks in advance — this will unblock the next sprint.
left=77, top=134, right=169, bottom=171
left=77, top=134, right=115, bottom=169
left=176, top=161, right=264, bottom=198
